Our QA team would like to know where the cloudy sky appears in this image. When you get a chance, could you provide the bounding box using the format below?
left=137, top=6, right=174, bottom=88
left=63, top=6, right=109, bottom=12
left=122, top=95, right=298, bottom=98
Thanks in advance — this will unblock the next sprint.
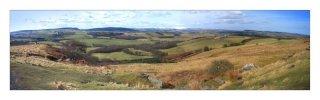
left=10, top=10, right=310, bottom=35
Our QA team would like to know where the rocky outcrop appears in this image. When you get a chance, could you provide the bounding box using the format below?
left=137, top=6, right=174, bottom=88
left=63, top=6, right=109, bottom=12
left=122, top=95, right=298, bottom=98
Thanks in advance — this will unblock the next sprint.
left=240, top=64, right=255, bottom=73
left=140, top=73, right=162, bottom=88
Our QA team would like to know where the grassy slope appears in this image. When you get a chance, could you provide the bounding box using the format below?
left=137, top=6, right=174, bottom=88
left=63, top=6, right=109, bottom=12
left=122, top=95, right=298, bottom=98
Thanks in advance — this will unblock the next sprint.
left=11, top=63, right=110, bottom=89
left=224, top=51, right=310, bottom=90
left=10, top=61, right=156, bottom=90
left=115, top=38, right=309, bottom=89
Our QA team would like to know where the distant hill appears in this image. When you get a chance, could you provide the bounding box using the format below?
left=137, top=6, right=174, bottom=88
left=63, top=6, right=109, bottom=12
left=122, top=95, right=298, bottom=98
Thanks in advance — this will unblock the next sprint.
left=55, top=27, right=79, bottom=30
left=218, top=30, right=309, bottom=39
left=10, top=27, right=309, bottom=39
left=86, top=27, right=137, bottom=32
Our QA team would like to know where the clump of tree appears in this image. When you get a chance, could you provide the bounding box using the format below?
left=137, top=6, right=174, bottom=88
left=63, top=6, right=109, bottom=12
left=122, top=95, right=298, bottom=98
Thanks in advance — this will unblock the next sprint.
left=122, top=48, right=148, bottom=56
left=87, top=32, right=124, bottom=37
left=151, top=41, right=180, bottom=49
left=10, top=41, right=29, bottom=46
left=223, top=43, right=242, bottom=48
left=223, top=38, right=258, bottom=48
left=62, top=40, right=87, bottom=53
left=203, top=46, right=212, bottom=52
left=207, top=59, right=234, bottom=75
left=60, top=40, right=99, bottom=65
left=42, top=45, right=66, bottom=61
left=158, top=36, right=175, bottom=38
left=52, top=31, right=75, bottom=38
left=88, top=45, right=128, bottom=54
left=112, top=35, right=146, bottom=40
left=240, top=38, right=256, bottom=44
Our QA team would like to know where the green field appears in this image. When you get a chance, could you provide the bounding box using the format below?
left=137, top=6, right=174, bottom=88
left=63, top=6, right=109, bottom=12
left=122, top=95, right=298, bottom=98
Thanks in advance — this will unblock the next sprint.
left=63, top=31, right=92, bottom=39
left=92, top=52, right=154, bottom=61
left=77, top=38, right=154, bottom=47
left=162, top=36, right=248, bottom=55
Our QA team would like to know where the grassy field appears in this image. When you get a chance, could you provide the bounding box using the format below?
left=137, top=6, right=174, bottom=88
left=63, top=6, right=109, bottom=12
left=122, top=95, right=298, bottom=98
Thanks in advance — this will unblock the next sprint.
left=127, top=48, right=153, bottom=56
left=92, top=52, right=154, bottom=61
left=77, top=38, right=154, bottom=47
left=162, top=36, right=248, bottom=55
left=63, top=31, right=92, bottom=39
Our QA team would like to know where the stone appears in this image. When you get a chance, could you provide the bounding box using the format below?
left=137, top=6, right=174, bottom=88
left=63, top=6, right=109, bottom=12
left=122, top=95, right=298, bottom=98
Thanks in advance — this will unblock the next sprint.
left=240, top=64, right=255, bottom=73
left=214, top=78, right=225, bottom=84
left=287, top=65, right=295, bottom=69
left=65, top=58, right=70, bottom=62
left=148, top=76, right=162, bottom=88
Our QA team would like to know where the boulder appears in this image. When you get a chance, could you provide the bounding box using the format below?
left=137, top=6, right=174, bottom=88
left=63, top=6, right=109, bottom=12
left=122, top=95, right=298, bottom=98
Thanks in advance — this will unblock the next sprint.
left=148, top=76, right=162, bottom=88
left=240, top=64, right=255, bottom=73
left=139, top=73, right=162, bottom=88
left=214, top=78, right=225, bottom=84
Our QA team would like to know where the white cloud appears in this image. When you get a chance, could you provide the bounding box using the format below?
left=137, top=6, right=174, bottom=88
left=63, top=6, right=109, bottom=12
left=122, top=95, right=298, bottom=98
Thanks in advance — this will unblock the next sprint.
left=25, top=11, right=254, bottom=29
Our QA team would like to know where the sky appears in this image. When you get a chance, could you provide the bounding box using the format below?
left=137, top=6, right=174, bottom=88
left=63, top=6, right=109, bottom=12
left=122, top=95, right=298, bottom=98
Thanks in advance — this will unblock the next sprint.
left=10, top=10, right=310, bottom=35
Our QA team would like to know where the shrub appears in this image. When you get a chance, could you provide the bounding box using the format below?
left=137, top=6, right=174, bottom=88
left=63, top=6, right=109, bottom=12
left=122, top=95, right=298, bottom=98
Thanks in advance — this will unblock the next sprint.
left=203, top=46, right=210, bottom=51
left=229, top=43, right=243, bottom=46
left=112, top=35, right=146, bottom=40
left=59, top=40, right=99, bottom=65
left=100, top=58, right=115, bottom=64
left=10, top=41, right=29, bottom=46
left=63, top=40, right=87, bottom=53
left=122, top=48, right=146, bottom=56
left=52, top=31, right=75, bottom=38
left=207, top=60, right=234, bottom=75
left=87, top=32, right=124, bottom=37
left=83, top=54, right=100, bottom=65
left=42, top=45, right=66, bottom=60
left=223, top=44, right=228, bottom=48
left=89, top=45, right=127, bottom=53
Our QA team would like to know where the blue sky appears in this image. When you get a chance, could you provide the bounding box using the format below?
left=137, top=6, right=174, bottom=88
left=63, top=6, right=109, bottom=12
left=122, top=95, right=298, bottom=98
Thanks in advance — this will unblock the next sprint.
left=10, top=10, right=310, bottom=35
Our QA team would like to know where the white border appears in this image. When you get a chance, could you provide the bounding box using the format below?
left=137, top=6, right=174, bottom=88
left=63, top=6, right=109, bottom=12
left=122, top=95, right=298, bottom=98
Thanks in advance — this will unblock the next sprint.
left=1, top=0, right=319, bottom=100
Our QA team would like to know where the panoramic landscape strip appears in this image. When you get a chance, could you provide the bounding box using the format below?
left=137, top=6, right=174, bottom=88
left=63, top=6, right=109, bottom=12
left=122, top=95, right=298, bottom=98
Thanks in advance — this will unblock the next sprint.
left=10, top=11, right=310, bottom=90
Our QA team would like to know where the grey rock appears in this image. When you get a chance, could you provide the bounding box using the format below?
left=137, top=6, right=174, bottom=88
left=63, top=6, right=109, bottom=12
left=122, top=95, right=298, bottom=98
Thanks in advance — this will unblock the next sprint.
left=65, top=58, right=70, bottom=62
left=214, top=78, right=225, bottom=84
left=148, top=76, right=162, bottom=88
left=240, top=64, right=255, bottom=73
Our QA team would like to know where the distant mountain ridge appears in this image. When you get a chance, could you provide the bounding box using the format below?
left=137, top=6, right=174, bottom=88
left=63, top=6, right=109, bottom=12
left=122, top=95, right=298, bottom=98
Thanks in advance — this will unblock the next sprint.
left=218, top=30, right=309, bottom=38
left=10, top=27, right=309, bottom=39
left=86, top=27, right=138, bottom=32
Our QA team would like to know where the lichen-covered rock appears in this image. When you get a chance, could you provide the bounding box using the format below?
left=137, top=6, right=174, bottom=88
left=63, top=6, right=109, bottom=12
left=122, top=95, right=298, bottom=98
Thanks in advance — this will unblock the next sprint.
left=240, top=64, right=255, bottom=73
left=148, top=76, right=162, bottom=88
left=214, top=78, right=225, bottom=84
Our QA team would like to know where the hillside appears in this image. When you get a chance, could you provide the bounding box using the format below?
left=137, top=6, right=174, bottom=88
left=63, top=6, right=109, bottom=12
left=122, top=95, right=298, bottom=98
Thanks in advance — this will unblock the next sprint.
left=10, top=28, right=310, bottom=90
